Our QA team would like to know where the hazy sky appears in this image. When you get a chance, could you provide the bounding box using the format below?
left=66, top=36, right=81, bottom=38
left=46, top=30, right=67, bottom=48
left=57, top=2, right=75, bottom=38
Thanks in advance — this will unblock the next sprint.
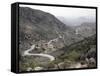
left=19, top=4, right=96, bottom=19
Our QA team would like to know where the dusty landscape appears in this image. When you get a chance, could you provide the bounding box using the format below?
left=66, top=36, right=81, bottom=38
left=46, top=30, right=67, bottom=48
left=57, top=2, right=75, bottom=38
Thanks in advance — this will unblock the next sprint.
left=19, top=7, right=96, bottom=72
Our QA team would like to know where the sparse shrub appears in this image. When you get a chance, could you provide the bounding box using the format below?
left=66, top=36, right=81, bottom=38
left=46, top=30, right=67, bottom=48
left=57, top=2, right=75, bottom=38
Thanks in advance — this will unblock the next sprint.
left=65, top=50, right=80, bottom=61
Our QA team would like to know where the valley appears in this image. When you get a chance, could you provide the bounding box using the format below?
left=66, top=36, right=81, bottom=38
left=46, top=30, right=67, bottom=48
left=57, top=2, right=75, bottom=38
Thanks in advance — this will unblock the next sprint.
left=19, top=7, right=96, bottom=71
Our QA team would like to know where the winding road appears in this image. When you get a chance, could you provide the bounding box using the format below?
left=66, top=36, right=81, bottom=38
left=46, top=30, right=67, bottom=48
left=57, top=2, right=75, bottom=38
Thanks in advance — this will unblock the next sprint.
left=23, top=33, right=63, bottom=62
left=23, top=44, right=55, bottom=61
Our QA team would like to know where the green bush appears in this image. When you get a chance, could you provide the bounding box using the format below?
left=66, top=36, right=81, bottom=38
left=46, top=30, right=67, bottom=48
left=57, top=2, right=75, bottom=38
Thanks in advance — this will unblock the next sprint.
left=65, top=50, right=80, bottom=61
left=19, top=60, right=40, bottom=71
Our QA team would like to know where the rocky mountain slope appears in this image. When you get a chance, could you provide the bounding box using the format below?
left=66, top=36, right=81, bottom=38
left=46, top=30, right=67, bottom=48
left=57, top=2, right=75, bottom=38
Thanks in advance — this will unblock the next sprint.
left=19, top=7, right=84, bottom=54
left=19, top=7, right=67, bottom=49
left=74, top=22, right=96, bottom=37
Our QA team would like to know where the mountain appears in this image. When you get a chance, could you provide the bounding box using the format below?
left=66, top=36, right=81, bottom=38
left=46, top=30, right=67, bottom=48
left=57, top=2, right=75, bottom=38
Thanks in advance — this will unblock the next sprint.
left=19, top=7, right=68, bottom=39
left=19, top=7, right=67, bottom=52
left=19, top=7, right=84, bottom=53
left=58, top=34, right=96, bottom=68
left=74, top=22, right=96, bottom=37
left=61, top=34, right=96, bottom=58
left=19, top=7, right=97, bottom=58
left=57, top=16, right=95, bottom=26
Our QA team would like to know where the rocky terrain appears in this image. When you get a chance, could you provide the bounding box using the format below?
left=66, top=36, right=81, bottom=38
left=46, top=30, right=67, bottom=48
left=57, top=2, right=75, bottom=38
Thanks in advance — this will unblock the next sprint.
left=73, top=22, right=96, bottom=37
left=19, top=7, right=96, bottom=72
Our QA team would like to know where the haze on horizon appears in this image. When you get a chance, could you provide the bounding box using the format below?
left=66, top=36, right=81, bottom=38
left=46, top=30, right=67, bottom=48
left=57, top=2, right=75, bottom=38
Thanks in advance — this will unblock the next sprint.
left=19, top=4, right=96, bottom=26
